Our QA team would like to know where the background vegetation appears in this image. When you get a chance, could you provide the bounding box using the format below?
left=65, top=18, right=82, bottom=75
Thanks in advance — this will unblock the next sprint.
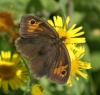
left=0, top=0, right=100, bottom=95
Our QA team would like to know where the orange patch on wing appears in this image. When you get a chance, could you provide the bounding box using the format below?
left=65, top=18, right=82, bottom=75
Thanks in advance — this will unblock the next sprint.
left=54, top=60, right=68, bottom=77
left=27, top=21, right=43, bottom=32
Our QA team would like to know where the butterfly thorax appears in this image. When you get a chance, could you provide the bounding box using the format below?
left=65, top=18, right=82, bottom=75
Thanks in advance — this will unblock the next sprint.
left=39, top=36, right=66, bottom=55
left=53, top=36, right=66, bottom=45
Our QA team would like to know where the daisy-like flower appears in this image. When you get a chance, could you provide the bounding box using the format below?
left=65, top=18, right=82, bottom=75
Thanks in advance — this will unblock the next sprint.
left=48, top=16, right=91, bottom=86
left=31, top=84, right=43, bottom=95
left=0, top=51, right=29, bottom=92
left=48, top=16, right=85, bottom=45
left=67, top=46, right=91, bottom=86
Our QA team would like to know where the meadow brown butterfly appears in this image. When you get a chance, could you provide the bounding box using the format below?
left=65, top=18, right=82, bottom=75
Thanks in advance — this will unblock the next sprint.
left=15, top=15, right=71, bottom=84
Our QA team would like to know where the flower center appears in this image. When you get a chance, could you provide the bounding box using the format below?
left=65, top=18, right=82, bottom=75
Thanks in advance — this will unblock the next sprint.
left=0, top=64, right=16, bottom=80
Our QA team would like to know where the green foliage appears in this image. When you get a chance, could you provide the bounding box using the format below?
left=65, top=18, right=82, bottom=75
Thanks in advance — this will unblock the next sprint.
left=0, top=0, right=100, bottom=95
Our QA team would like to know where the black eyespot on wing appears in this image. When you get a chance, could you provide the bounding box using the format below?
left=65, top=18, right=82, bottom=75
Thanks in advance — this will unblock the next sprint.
left=61, top=70, right=66, bottom=75
left=31, top=19, right=36, bottom=24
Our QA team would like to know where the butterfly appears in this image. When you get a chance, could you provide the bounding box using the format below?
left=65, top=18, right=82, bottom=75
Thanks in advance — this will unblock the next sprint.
left=15, top=15, right=71, bottom=84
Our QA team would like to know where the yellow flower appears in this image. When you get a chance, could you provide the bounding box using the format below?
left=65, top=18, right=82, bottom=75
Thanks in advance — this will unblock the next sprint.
left=48, top=16, right=85, bottom=45
left=67, top=46, right=92, bottom=86
left=31, top=85, right=43, bottom=95
left=48, top=16, right=91, bottom=86
left=0, top=51, right=29, bottom=92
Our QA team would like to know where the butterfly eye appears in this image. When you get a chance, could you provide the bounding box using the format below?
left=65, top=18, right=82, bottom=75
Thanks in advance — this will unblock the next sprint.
left=30, top=19, right=36, bottom=24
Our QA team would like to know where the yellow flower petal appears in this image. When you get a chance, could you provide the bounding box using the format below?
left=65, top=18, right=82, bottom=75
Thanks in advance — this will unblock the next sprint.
left=76, top=70, right=87, bottom=79
left=47, top=20, right=54, bottom=26
left=2, top=81, right=8, bottom=92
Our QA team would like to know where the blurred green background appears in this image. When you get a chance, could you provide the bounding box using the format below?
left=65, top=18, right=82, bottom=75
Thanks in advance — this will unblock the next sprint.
left=0, top=0, right=100, bottom=95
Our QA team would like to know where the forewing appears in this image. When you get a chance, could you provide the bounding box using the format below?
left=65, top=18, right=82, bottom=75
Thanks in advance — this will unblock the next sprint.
left=48, top=44, right=71, bottom=84
left=20, top=14, right=58, bottom=38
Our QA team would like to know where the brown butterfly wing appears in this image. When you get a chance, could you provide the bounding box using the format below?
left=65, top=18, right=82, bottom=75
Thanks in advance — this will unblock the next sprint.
left=15, top=37, right=49, bottom=59
left=29, top=43, right=70, bottom=84
left=48, top=44, right=71, bottom=84
left=20, top=14, right=58, bottom=38
left=15, top=15, right=58, bottom=59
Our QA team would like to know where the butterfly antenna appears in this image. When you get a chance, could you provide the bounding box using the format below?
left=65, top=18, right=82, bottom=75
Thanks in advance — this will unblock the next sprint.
left=58, top=3, right=67, bottom=29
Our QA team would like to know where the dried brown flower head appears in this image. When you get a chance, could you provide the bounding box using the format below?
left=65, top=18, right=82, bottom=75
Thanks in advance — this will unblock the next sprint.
left=0, top=12, right=14, bottom=31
